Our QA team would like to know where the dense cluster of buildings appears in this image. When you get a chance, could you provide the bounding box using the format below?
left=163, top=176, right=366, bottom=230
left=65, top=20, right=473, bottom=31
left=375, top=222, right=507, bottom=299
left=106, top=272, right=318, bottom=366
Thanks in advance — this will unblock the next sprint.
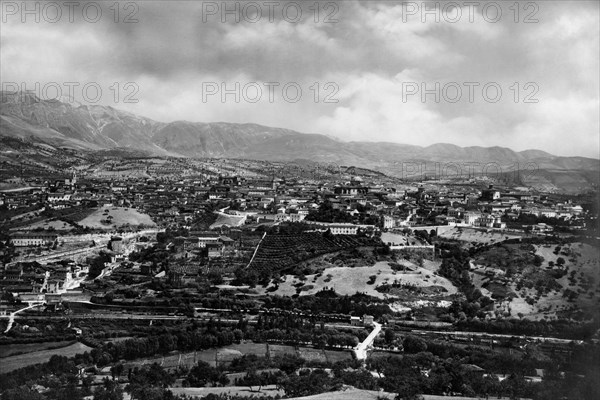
left=0, top=261, right=88, bottom=295
left=0, top=165, right=589, bottom=294
left=1, top=167, right=588, bottom=241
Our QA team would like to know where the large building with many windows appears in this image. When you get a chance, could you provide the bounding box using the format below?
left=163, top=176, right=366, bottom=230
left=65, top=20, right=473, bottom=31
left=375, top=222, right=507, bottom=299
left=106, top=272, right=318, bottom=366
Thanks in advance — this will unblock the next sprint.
left=10, top=232, right=58, bottom=247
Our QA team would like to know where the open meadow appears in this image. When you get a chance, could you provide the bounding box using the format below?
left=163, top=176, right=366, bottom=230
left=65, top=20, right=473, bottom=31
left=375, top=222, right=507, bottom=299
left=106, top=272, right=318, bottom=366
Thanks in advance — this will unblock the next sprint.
left=260, top=261, right=457, bottom=300
left=77, top=207, right=156, bottom=229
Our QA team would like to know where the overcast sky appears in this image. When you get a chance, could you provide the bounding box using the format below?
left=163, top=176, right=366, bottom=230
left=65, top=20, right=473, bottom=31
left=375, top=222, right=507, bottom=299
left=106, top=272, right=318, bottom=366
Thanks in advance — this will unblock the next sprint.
left=1, top=0, right=599, bottom=158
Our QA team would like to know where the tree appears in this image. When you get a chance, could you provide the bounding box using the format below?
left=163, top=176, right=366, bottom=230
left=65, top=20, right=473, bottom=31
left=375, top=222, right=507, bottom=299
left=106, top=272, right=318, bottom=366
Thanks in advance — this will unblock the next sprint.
left=127, top=363, right=174, bottom=400
left=2, top=386, right=46, bottom=400
left=279, top=369, right=342, bottom=397
left=111, top=363, right=124, bottom=380
left=394, top=380, right=424, bottom=400
left=94, top=378, right=124, bottom=400
left=274, top=354, right=304, bottom=375
left=402, top=336, right=427, bottom=353
left=187, top=361, right=221, bottom=387
left=242, top=367, right=264, bottom=392
left=384, top=328, right=396, bottom=344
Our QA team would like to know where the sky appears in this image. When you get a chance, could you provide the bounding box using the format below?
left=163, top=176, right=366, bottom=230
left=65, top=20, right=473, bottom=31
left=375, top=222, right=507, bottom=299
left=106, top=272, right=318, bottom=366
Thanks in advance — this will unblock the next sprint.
left=1, top=0, right=599, bottom=158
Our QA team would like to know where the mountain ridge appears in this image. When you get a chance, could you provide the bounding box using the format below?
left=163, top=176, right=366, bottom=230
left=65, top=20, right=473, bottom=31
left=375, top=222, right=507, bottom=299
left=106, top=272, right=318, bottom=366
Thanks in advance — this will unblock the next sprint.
left=1, top=91, right=598, bottom=186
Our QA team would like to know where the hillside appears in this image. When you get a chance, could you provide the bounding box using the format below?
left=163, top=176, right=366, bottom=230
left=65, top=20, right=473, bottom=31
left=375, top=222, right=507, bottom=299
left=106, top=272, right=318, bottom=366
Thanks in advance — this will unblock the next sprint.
left=470, top=242, right=600, bottom=321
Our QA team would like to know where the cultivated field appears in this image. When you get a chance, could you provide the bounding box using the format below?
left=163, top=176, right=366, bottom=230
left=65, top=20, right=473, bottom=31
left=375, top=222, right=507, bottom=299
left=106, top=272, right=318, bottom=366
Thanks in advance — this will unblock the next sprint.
left=247, top=233, right=368, bottom=278
left=0, top=342, right=92, bottom=374
left=77, top=207, right=156, bottom=229
left=0, top=340, right=76, bottom=358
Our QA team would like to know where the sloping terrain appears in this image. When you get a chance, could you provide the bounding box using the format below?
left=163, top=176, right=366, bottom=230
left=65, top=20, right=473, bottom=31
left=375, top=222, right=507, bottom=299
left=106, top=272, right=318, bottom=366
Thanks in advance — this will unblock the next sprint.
left=470, top=243, right=600, bottom=320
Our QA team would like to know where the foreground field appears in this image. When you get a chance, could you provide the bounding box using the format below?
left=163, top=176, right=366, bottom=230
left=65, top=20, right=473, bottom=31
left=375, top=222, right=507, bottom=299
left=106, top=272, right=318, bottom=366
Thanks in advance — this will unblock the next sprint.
left=77, top=207, right=156, bottom=229
left=0, top=342, right=93, bottom=374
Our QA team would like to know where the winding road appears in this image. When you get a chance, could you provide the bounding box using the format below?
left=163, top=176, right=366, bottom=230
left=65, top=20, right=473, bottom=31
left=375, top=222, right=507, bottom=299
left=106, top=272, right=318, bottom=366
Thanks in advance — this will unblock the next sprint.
left=2, top=302, right=45, bottom=333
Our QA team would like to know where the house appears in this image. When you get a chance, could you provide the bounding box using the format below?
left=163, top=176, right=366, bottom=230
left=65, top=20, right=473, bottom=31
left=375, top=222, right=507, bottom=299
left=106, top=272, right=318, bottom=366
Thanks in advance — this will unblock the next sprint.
left=463, top=212, right=481, bottom=226
left=463, top=364, right=486, bottom=377
left=448, top=207, right=465, bottom=219
left=383, top=215, right=395, bottom=229
left=206, top=242, right=224, bottom=258
left=329, top=224, right=359, bottom=235
left=530, top=223, right=553, bottom=233
left=47, top=191, right=72, bottom=202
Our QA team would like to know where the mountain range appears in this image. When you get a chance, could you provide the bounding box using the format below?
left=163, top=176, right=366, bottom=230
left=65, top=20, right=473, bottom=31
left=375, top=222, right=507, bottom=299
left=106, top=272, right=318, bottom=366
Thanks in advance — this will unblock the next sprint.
left=1, top=91, right=598, bottom=192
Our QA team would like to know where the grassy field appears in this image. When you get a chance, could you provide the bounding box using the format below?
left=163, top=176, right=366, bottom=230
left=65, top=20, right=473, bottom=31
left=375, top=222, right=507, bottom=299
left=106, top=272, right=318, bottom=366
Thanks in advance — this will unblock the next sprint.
left=438, top=227, right=521, bottom=245
left=259, top=261, right=457, bottom=299
left=14, top=218, right=77, bottom=231
left=297, top=347, right=328, bottom=363
left=291, top=389, right=515, bottom=400
left=171, top=385, right=283, bottom=398
left=77, top=207, right=156, bottom=229
left=381, top=232, right=429, bottom=246
left=123, top=342, right=269, bottom=370
left=210, top=213, right=246, bottom=229
left=268, top=344, right=296, bottom=358
left=172, top=386, right=496, bottom=400
left=0, top=342, right=92, bottom=374
left=121, top=342, right=352, bottom=371
left=0, top=340, right=76, bottom=358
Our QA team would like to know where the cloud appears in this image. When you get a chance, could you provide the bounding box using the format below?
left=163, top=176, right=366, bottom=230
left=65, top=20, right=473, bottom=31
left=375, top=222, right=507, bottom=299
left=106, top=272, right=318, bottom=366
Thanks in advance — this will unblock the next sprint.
left=1, top=0, right=598, bottom=157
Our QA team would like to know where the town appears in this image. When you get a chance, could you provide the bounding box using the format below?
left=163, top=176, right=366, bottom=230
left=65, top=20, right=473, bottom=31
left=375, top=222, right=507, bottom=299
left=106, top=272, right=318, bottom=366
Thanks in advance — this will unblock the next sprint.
left=1, top=153, right=598, bottom=400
